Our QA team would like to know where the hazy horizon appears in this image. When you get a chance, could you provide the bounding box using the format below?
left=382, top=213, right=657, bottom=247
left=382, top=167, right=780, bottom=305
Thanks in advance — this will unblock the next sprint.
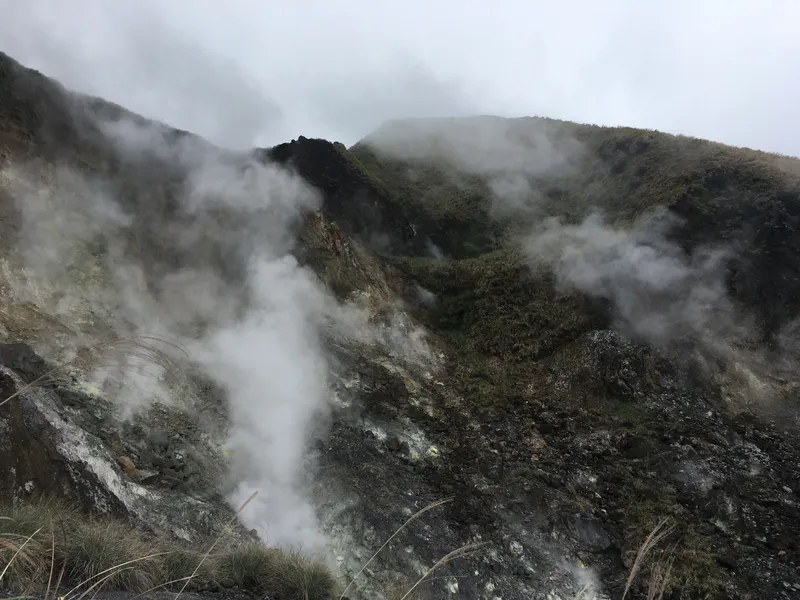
left=0, top=0, right=798, bottom=156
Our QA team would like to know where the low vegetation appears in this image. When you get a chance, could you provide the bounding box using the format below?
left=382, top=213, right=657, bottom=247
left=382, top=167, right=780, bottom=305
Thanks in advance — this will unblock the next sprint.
left=1, top=497, right=681, bottom=600
left=0, top=498, right=337, bottom=600
left=356, top=117, right=800, bottom=337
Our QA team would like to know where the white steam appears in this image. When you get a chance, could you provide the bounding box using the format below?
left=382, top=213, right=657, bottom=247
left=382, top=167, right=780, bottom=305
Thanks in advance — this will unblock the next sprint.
left=361, top=115, right=584, bottom=216
left=364, top=116, right=582, bottom=174
left=1, top=108, right=341, bottom=551
left=3, top=91, right=443, bottom=551
left=192, top=256, right=332, bottom=548
left=528, top=211, right=742, bottom=353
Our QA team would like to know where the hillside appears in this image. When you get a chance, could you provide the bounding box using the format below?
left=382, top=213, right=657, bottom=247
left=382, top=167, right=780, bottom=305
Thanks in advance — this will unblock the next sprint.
left=1, top=50, right=799, bottom=600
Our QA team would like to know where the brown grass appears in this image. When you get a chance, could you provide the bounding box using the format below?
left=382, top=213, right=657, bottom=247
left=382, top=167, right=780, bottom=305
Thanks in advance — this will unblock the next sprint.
left=0, top=496, right=337, bottom=600
left=622, top=518, right=676, bottom=600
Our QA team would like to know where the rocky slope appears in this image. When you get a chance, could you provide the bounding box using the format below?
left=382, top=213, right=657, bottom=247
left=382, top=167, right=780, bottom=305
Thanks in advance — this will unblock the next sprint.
left=1, top=51, right=800, bottom=600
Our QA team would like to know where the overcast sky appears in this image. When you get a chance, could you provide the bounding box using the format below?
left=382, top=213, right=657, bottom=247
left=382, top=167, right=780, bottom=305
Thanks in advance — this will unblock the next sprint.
left=0, top=0, right=797, bottom=155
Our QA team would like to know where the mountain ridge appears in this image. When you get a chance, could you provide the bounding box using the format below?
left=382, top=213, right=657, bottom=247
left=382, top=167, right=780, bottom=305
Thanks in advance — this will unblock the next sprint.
left=1, top=49, right=799, bottom=600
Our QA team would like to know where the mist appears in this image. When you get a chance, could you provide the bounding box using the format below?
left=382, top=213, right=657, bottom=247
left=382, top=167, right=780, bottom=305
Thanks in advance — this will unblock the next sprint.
left=355, top=107, right=773, bottom=373
left=527, top=211, right=745, bottom=355
left=1, top=3, right=799, bottom=596
left=1, top=1, right=800, bottom=154
left=361, top=116, right=585, bottom=217
left=0, top=3, right=283, bottom=150
left=1, top=100, right=347, bottom=550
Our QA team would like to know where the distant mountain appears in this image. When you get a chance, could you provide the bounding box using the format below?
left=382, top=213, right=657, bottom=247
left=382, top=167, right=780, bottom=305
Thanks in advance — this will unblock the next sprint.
left=1, top=50, right=799, bottom=600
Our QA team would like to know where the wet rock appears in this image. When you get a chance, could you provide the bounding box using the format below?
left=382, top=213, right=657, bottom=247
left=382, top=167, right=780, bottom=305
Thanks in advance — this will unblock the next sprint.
left=0, top=342, right=47, bottom=382
left=619, top=434, right=660, bottom=459
left=0, top=365, right=128, bottom=516
left=148, top=430, right=169, bottom=449
left=716, top=554, right=738, bottom=571
left=57, top=387, right=88, bottom=407
left=537, top=422, right=556, bottom=434
left=160, top=474, right=185, bottom=490
left=136, top=469, right=159, bottom=485
left=568, top=517, right=612, bottom=552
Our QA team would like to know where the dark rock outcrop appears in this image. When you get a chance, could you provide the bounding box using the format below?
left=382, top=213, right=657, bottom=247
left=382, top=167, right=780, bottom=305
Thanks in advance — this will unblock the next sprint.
left=0, top=342, right=238, bottom=542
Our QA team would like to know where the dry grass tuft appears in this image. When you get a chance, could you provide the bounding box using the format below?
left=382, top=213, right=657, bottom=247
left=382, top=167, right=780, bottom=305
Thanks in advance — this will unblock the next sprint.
left=215, top=541, right=280, bottom=591
left=214, top=542, right=335, bottom=600
left=646, top=548, right=675, bottom=600
left=159, top=547, right=213, bottom=589
left=0, top=497, right=338, bottom=600
left=268, top=550, right=337, bottom=600
left=622, top=518, right=676, bottom=600
left=0, top=522, right=44, bottom=591
left=63, top=520, right=162, bottom=593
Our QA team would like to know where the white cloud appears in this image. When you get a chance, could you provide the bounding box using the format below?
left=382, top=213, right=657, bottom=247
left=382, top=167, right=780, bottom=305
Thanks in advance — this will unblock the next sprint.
left=0, top=0, right=797, bottom=154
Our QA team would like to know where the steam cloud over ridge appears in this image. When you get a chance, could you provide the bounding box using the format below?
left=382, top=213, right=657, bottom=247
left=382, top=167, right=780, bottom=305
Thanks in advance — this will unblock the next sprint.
left=2, top=106, right=342, bottom=550
left=527, top=211, right=743, bottom=353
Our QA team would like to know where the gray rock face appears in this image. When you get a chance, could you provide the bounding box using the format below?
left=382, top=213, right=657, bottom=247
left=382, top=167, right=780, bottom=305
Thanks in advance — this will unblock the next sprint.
left=305, top=328, right=800, bottom=599
left=4, top=323, right=797, bottom=600
left=1, top=49, right=800, bottom=600
left=0, top=343, right=238, bottom=544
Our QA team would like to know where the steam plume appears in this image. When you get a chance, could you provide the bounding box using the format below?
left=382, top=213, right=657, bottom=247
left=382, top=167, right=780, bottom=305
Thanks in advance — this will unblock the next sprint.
left=2, top=106, right=338, bottom=551
left=527, top=211, right=745, bottom=354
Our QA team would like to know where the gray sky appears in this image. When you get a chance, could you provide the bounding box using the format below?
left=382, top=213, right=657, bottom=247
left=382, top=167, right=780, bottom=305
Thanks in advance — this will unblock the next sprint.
left=1, top=0, right=798, bottom=155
